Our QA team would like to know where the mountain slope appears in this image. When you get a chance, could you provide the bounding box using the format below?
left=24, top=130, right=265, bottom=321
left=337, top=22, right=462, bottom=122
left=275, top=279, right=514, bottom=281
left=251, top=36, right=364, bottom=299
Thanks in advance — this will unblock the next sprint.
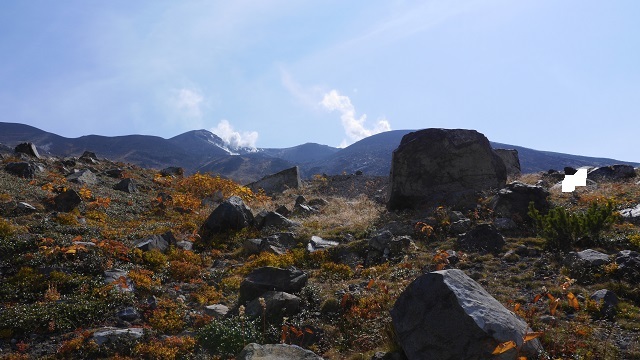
left=196, top=153, right=294, bottom=184
left=260, top=143, right=339, bottom=164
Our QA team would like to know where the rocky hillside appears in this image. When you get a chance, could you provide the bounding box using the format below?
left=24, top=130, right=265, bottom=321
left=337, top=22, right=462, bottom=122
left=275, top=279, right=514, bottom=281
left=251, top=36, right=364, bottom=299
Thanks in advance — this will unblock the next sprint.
left=0, top=139, right=640, bottom=359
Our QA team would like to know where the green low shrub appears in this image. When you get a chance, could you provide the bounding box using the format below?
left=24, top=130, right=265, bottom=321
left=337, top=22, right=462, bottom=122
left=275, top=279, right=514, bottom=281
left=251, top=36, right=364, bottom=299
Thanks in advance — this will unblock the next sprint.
left=197, top=316, right=262, bottom=357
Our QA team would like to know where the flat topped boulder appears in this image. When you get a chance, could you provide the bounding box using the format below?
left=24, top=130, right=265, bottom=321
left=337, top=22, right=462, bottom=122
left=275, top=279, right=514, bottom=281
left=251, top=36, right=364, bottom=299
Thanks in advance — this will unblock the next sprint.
left=201, top=196, right=255, bottom=235
left=391, top=269, right=541, bottom=360
left=388, top=128, right=506, bottom=210
left=247, top=166, right=302, bottom=196
left=239, top=266, right=308, bottom=304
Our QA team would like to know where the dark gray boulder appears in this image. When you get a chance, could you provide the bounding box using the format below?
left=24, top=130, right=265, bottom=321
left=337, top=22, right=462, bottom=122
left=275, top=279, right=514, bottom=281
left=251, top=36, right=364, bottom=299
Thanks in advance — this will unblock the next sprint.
left=114, top=178, right=137, bottom=193
left=391, top=269, right=541, bottom=360
left=14, top=142, right=41, bottom=159
left=239, top=267, right=307, bottom=304
left=590, top=289, right=618, bottom=320
left=615, top=250, right=640, bottom=282
left=237, top=343, right=323, bottom=360
left=201, top=196, right=254, bottom=235
left=587, top=165, right=636, bottom=182
left=79, top=151, right=98, bottom=163
left=160, top=166, right=184, bottom=176
left=457, top=224, right=505, bottom=253
left=246, top=166, right=302, bottom=196
left=490, top=181, right=550, bottom=222
left=5, top=162, right=38, bottom=178
left=245, top=291, right=301, bottom=319
left=54, top=189, right=82, bottom=212
left=116, top=307, right=140, bottom=322
left=256, top=211, right=300, bottom=230
left=388, top=128, right=507, bottom=211
left=494, top=149, right=521, bottom=177
left=566, top=249, right=610, bottom=283
left=67, top=169, right=97, bottom=185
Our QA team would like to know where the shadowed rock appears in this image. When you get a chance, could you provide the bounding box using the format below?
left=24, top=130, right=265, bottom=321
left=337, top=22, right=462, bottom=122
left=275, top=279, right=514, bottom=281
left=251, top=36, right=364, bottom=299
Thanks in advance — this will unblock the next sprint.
left=14, top=142, right=40, bottom=159
left=239, top=267, right=307, bottom=304
left=247, top=166, right=302, bottom=196
left=237, top=343, right=323, bottom=360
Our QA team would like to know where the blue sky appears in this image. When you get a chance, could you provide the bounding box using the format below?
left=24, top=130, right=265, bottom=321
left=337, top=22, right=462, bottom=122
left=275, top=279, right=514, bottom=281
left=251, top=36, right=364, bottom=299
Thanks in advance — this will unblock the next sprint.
left=1, top=1, right=639, bottom=161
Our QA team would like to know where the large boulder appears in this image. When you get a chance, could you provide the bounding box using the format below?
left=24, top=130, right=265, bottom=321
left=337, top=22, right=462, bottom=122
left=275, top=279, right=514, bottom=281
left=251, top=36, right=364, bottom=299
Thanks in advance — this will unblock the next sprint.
left=245, top=291, right=301, bottom=319
left=494, top=149, right=521, bottom=177
left=201, top=196, right=254, bottom=236
left=587, top=165, right=636, bottom=182
left=54, top=189, right=83, bottom=212
left=239, top=267, right=308, bottom=304
left=114, top=178, right=138, bottom=193
left=388, top=129, right=507, bottom=210
left=4, top=162, right=38, bottom=178
left=237, top=343, right=323, bottom=360
left=490, top=181, right=550, bottom=222
left=67, top=169, right=97, bottom=185
left=615, top=250, right=640, bottom=282
left=14, top=142, right=41, bottom=159
left=391, top=269, right=541, bottom=360
left=247, top=166, right=302, bottom=196
left=457, top=224, right=505, bottom=253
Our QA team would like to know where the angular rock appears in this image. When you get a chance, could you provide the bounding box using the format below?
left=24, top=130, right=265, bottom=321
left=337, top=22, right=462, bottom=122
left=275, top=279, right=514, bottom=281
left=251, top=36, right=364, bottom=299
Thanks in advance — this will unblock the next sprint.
left=105, top=169, right=124, bottom=178
left=615, top=250, right=640, bottom=282
left=620, top=204, right=640, bottom=225
left=239, top=267, right=308, bottom=304
left=307, top=198, right=329, bottom=207
left=79, top=151, right=98, bottom=163
left=15, top=202, right=37, bottom=214
left=275, top=205, right=291, bottom=217
left=103, top=269, right=135, bottom=293
left=5, top=162, right=38, bottom=178
left=449, top=219, right=471, bottom=235
left=494, top=217, right=517, bottom=230
left=257, top=211, right=299, bottom=230
left=134, top=234, right=169, bottom=252
left=14, top=142, right=40, bottom=158
left=494, top=149, right=521, bottom=177
left=307, top=236, right=339, bottom=252
left=201, top=196, right=254, bottom=236
left=564, top=167, right=578, bottom=175
left=246, top=166, right=302, bottom=196
left=391, top=269, right=541, bottom=360
left=245, top=291, right=301, bottom=319
left=116, top=307, right=140, bottom=322
left=114, top=178, right=137, bottom=193
left=457, top=224, right=505, bottom=253
left=67, top=169, right=97, bottom=185
left=588, top=165, right=636, bottom=182
left=388, top=128, right=507, bottom=211
left=295, top=195, right=307, bottom=206
left=160, top=166, right=184, bottom=176
left=293, top=203, right=317, bottom=216
left=54, top=189, right=82, bottom=212
left=568, top=249, right=610, bottom=267
left=369, top=231, right=394, bottom=252
left=590, top=289, right=618, bottom=319
left=204, top=304, right=229, bottom=318
left=237, top=343, right=324, bottom=360
left=490, top=181, right=550, bottom=222
left=176, top=241, right=193, bottom=251
left=92, top=327, right=144, bottom=346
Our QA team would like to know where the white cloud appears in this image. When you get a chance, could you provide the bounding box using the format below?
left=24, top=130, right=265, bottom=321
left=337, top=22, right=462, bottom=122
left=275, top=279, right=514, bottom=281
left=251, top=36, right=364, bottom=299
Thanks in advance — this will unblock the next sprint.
left=212, top=119, right=259, bottom=149
left=320, top=89, right=391, bottom=147
left=174, top=88, right=204, bottom=118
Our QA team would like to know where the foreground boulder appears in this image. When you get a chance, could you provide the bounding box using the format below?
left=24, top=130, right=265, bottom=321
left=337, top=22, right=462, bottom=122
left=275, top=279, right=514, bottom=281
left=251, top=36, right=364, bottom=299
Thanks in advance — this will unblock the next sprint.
left=237, top=343, right=323, bottom=360
left=247, top=166, right=302, bottom=196
left=490, top=181, right=550, bottom=222
left=200, top=196, right=254, bottom=239
left=239, top=267, right=307, bottom=304
left=388, top=129, right=506, bottom=210
left=5, top=162, right=38, bottom=178
left=54, top=189, right=83, bottom=212
left=14, top=142, right=41, bottom=158
left=391, top=269, right=541, bottom=360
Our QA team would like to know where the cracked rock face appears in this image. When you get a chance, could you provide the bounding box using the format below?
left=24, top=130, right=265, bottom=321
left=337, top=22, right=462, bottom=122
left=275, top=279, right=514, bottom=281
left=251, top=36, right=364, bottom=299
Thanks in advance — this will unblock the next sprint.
left=391, top=269, right=541, bottom=360
left=388, top=128, right=506, bottom=211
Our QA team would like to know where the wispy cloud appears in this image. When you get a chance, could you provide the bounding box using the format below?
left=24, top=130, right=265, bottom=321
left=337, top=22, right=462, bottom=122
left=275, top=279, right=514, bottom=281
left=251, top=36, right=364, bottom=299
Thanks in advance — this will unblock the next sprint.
left=212, top=119, right=259, bottom=149
left=173, top=88, right=204, bottom=119
left=320, top=89, right=391, bottom=147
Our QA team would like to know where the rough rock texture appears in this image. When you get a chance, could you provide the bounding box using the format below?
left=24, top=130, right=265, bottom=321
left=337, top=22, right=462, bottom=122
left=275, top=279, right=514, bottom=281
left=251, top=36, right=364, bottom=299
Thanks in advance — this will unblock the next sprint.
left=245, top=291, right=301, bottom=319
left=134, top=234, right=170, bottom=252
left=247, top=166, right=302, bottom=196
left=92, top=327, right=144, bottom=346
left=204, top=304, right=229, bottom=318
left=457, top=224, right=505, bottom=253
left=590, top=289, right=619, bottom=320
left=587, top=165, right=636, bottom=181
left=391, top=269, right=541, bottom=360
left=256, top=211, right=299, bottom=230
left=615, top=250, right=640, bottom=282
left=239, top=267, right=307, bottom=304
left=494, top=149, right=521, bottom=177
left=114, top=178, right=137, bottom=193
left=388, top=129, right=507, bottom=210
left=307, top=236, right=339, bottom=252
left=490, top=181, right=550, bottom=222
left=67, top=169, right=97, bottom=185
left=568, top=249, right=610, bottom=267
left=14, top=142, right=41, bottom=158
left=201, top=196, right=254, bottom=236
left=620, top=204, right=640, bottom=225
left=237, top=343, right=324, bottom=360
left=54, top=189, right=83, bottom=212
left=5, top=162, right=38, bottom=178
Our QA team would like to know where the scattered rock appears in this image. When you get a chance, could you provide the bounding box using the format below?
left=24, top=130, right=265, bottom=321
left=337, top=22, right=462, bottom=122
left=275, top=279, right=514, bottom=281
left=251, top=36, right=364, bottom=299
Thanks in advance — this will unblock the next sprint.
left=5, top=162, right=38, bottom=178
left=490, top=181, right=550, bottom=222
left=369, top=231, right=394, bottom=252
left=92, top=327, right=144, bottom=346
left=449, top=218, right=471, bottom=235
left=246, top=166, right=302, bottom=196
left=494, top=149, right=521, bottom=177
left=237, top=343, right=324, bottom=360
left=15, top=202, right=37, bottom=214
left=245, top=291, right=301, bottom=319
left=620, top=204, right=640, bottom=225
left=14, top=142, right=41, bottom=159
left=103, top=269, right=135, bottom=293
left=588, top=165, right=636, bottom=182
left=568, top=249, right=610, bottom=267
left=457, top=224, right=505, bottom=253
left=54, top=189, right=83, bottom=212
left=391, top=269, right=541, bottom=360
left=494, top=217, right=517, bottom=230
left=176, top=241, right=193, bottom=251
left=293, top=203, right=318, bottom=216
left=275, top=205, right=291, bottom=217
left=160, top=166, right=184, bottom=176
left=502, top=250, right=520, bottom=262
left=307, top=236, right=339, bottom=252
left=256, top=211, right=300, bottom=230
left=239, top=267, right=308, bottom=304
left=307, top=198, right=329, bottom=207
left=114, top=178, right=137, bottom=193
left=615, top=250, right=640, bottom=282
left=204, top=304, right=229, bottom=318
left=590, top=289, right=618, bottom=319
left=105, top=169, right=125, bottom=178
left=79, top=151, right=98, bottom=163
left=67, top=169, right=97, bottom=185
left=449, top=211, right=467, bottom=222
left=134, top=234, right=169, bottom=252
left=116, top=307, right=140, bottom=322
left=201, top=196, right=254, bottom=237
left=564, top=167, right=577, bottom=175
left=388, top=128, right=507, bottom=211
left=379, top=221, right=414, bottom=237
left=295, top=195, right=307, bottom=206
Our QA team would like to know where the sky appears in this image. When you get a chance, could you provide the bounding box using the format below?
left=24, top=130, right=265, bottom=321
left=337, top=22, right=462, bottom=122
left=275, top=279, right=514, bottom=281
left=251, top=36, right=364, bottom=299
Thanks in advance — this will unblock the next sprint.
left=1, top=1, right=639, bottom=161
